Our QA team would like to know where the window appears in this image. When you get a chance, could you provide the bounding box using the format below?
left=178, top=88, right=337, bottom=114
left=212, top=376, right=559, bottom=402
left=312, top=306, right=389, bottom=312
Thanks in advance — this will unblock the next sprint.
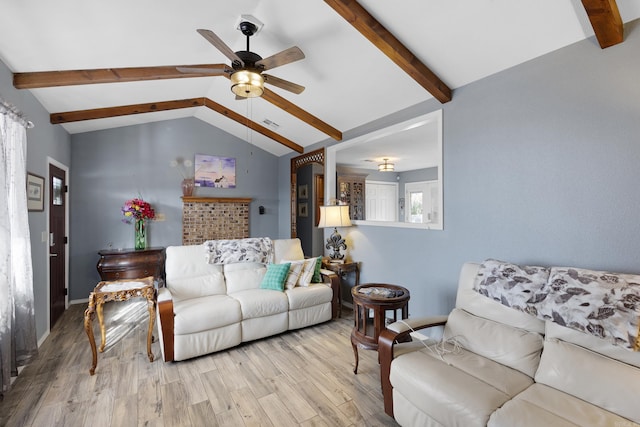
left=405, top=181, right=440, bottom=226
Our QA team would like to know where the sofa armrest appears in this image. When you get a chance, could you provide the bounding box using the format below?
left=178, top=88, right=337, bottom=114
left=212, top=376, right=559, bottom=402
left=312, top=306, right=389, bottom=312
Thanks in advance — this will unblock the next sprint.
left=156, top=287, right=175, bottom=362
left=379, top=314, right=449, bottom=417
left=320, top=269, right=340, bottom=319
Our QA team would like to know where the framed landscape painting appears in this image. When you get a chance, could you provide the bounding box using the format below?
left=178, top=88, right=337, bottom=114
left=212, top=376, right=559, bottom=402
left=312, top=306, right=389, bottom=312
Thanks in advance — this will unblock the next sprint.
left=27, top=172, right=44, bottom=211
left=195, top=154, right=236, bottom=188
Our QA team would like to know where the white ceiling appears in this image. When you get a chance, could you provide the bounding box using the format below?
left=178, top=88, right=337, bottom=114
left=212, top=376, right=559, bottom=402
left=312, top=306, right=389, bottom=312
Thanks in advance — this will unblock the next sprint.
left=1, top=0, right=639, bottom=157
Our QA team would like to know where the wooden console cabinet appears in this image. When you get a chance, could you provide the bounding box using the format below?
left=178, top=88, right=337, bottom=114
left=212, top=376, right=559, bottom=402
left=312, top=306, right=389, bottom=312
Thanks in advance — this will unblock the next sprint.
left=96, top=247, right=166, bottom=284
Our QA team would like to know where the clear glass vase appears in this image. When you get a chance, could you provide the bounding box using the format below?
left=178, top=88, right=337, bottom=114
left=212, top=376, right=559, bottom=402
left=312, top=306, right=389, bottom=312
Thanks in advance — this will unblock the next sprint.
left=182, top=178, right=195, bottom=197
left=134, top=219, right=146, bottom=250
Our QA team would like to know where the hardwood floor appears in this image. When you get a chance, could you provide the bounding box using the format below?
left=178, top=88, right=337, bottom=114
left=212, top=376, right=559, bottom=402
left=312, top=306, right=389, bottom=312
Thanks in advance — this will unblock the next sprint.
left=0, top=300, right=399, bottom=427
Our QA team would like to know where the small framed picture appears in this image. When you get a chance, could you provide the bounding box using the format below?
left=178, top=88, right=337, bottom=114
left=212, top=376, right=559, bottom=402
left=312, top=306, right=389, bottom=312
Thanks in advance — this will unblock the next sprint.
left=298, top=184, right=308, bottom=199
left=27, top=172, right=44, bottom=211
left=298, top=202, right=308, bottom=217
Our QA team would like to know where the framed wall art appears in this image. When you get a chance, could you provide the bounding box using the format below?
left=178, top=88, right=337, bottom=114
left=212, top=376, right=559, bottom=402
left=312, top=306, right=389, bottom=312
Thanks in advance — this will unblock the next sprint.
left=298, top=202, right=308, bottom=217
left=27, top=172, right=44, bottom=211
left=194, top=154, right=236, bottom=188
left=298, top=184, right=308, bottom=199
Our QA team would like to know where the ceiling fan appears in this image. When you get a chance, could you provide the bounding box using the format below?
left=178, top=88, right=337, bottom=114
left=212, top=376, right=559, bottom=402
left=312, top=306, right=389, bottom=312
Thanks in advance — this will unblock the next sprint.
left=12, top=16, right=343, bottom=149
left=178, top=19, right=306, bottom=99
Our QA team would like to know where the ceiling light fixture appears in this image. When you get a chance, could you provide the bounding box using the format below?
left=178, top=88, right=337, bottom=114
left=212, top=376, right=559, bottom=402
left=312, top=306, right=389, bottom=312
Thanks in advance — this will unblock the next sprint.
left=378, top=158, right=395, bottom=172
left=230, top=70, right=264, bottom=98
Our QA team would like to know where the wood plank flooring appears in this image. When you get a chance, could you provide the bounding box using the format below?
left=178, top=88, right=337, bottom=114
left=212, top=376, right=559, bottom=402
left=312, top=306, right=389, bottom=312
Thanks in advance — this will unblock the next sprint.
left=0, top=300, right=398, bottom=427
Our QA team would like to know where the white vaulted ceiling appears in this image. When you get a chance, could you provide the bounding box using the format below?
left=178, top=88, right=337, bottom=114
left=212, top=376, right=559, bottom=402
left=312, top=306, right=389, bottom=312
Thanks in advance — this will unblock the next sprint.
left=0, top=0, right=638, bottom=156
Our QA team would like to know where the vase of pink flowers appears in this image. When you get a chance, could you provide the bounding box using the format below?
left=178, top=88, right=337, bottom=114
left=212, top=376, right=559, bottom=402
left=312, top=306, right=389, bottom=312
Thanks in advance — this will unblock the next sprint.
left=122, top=198, right=155, bottom=250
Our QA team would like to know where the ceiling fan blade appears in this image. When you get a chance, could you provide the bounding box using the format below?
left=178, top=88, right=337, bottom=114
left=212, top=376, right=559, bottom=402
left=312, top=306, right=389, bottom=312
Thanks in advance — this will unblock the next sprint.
left=197, top=29, right=244, bottom=67
left=176, top=65, right=232, bottom=75
left=263, top=74, right=305, bottom=94
left=255, top=46, right=305, bottom=71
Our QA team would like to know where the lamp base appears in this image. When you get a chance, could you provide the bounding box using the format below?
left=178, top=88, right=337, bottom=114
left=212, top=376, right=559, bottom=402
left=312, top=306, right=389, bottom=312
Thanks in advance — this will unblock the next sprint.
left=326, top=227, right=347, bottom=260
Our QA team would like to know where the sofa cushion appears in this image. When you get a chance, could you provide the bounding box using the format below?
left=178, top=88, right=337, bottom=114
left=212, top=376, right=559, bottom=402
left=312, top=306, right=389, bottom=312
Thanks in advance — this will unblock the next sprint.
left=489, top=383, right=635, bottom=427
left=165, top=245, right=226, bottom=299
left=173, top=295, right=241, bottom=335
left=545, top=320, right=640, bottom=369
left=223, top=262, right=266, bottom=293
left=273, top=238, right=304, bottom=264
left=390, top=343, right=534, bottom=427
left=285, top=283, right=332, bottom=310
left=230, top=289, right=289, bottom=319
left=443, top=308, right=544, bottom=377
left=534, top=336, right=640, bottom=424
left=259, top=263, right=290, bottom=291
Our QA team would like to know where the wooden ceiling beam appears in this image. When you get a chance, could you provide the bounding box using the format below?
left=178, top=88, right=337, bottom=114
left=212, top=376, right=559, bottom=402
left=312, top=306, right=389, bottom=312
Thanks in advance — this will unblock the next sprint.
left=49, top=97, right=303, bottom=153
left=262, top=88, right=342, bottom=141
left=324, top=0, right=451, bottom=103
left=14, top=64, right=229, bottom=89
left=581, top=0, right=624, bottom=48
left=203, top=98, right=303, bottom=153
left=17, top=65, right=342, bottom=144
left=50, top=98, right=205, bottom=124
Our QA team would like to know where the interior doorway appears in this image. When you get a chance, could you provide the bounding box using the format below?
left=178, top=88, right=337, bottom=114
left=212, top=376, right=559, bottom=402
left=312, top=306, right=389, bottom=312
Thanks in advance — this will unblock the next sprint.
left=48, top=161, right=67, bottom=328
left=290, top=148, right=325, bottom=238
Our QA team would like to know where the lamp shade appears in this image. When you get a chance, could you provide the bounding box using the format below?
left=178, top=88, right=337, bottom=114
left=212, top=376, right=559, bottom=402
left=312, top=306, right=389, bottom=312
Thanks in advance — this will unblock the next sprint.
left=230, top=70, right=264, bottom=98
left=318, top=205, right=352, bottom=228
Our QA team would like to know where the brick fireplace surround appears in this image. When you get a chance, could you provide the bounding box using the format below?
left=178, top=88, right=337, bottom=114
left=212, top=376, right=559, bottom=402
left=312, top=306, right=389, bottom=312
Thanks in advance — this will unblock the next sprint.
left=181, top=197, right=251, bottom=245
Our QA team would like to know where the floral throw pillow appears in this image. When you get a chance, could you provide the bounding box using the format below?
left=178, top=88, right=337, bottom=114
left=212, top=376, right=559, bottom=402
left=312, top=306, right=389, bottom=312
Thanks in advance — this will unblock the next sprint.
left=538, top=267, right=640, bottom=351
left=473, top=259, right=551, bottom=317
left=204, top=237, right=273, bottom=265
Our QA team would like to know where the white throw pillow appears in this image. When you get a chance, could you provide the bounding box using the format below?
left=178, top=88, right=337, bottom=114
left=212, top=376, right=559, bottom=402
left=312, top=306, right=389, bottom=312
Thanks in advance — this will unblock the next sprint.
left=283, top=261, right=304, bottom=290
left=283, top=258, right=318, bottom=287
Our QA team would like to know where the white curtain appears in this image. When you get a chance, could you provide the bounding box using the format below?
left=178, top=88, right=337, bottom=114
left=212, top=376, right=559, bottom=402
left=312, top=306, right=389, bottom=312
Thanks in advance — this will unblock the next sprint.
left=0, top=101, right=38, bottom=398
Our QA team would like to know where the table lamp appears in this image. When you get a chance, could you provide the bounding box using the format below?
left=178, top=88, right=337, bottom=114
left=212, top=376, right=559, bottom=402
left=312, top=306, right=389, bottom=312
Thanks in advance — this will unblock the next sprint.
left=318, top=205, right=352, bottom=261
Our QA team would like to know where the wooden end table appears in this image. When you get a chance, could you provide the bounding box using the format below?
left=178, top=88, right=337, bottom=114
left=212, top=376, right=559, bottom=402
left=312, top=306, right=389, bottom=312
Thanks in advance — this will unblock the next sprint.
left=83, top=276, right=156, bottom=375
left=322, top=260, right=360, bottom=317
left=351, top=283, right=410, bottom=374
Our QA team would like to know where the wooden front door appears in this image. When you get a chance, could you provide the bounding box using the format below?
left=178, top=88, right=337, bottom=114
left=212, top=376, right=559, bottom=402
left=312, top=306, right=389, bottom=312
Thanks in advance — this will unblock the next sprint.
left=49, top=163, right=66, bottom=328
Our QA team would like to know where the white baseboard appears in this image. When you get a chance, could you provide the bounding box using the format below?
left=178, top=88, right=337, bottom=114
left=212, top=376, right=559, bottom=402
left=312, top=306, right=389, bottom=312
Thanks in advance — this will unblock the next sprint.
left=70, top=298, right=90, bottom=305
left=37, top=330, right=49, bottom=348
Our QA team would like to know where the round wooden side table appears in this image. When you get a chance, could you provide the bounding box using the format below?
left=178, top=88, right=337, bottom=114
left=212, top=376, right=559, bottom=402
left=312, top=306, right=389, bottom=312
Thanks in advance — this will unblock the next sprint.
left=351, top=283, right=410, bottom=374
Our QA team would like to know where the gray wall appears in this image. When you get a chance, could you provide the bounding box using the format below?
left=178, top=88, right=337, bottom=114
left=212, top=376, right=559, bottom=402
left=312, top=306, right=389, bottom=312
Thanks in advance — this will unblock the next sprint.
left=279, top=20, right=640, bottom=318
left=70, top=118, right=280, bottom=300
left=0, top=59, right=71, bottom=342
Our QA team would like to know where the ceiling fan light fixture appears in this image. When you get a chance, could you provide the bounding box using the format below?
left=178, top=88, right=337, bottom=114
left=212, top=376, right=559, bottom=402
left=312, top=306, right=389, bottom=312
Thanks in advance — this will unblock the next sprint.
left=231, top=70, right=264, bottom=98
left=378, top=158, right=395, bottom=172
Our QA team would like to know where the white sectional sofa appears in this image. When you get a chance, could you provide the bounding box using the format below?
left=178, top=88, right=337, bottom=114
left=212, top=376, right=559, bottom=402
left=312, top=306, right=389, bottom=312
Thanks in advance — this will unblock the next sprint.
left=380, top=260, right=640, bottom=427
left=156, top=238, right=339, bottom=362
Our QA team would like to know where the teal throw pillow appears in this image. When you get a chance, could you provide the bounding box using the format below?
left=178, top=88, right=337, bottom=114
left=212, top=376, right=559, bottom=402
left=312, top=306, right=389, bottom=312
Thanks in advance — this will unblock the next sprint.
left=311, top=256, right=323, bottom=283
left=260, top=263, right=291, bottom=291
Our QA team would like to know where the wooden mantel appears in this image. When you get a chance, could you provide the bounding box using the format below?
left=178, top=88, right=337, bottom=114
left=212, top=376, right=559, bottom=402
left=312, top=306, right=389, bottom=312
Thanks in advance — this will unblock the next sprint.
left=181, top=196, right=252, bottom=245
left=181, top=196, right=252, bottom=204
